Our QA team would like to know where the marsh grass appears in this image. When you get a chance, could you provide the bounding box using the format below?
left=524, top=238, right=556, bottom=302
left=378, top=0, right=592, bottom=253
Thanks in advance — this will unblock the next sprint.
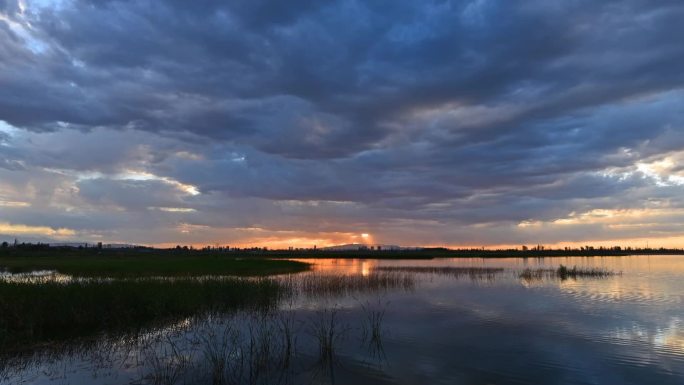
left=293, top=272, right=415, bottom=297
left=141, top=337, right=190, bottom=385
left=373, top=266, right=504, bottom=280
left=198, top=324, right=240, bottom=385
left=245, top=314, right=280, bottom=382
left=276, top=312, right=297, bottom=370
left=0, top=271, right=412, bottom=362
left=309, top=308, right=347, bottom=365
left=183, top=312, right=301, bottom=385
left=0, top=277, right=288, bottom=354
left=0, top=252, right=309, bottom=278
left=556, top=265, right=620, bottom=279
left=0, top=261, right=420, bottom=383
left=3, top=303, right=395, bottom=385
left=519, top=265, right=620, bottom=281
left=519, top=268, right=549, bottom=281
left=131, top=308, right=354, bottom=385
left=360, top=299, right=388, bottom=360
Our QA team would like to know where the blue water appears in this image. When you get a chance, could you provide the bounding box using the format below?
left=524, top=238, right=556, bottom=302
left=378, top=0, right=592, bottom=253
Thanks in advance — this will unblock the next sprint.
left=3, top=255, right=684, bottom=384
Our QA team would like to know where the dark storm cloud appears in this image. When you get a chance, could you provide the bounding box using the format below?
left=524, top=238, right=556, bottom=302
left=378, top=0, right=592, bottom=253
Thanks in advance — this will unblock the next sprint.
left=1, top=0, right=684, bottom=245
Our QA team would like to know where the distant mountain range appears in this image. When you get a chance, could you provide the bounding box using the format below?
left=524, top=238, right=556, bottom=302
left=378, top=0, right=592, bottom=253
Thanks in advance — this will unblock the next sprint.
left=321, top=243, right=422, bottom=251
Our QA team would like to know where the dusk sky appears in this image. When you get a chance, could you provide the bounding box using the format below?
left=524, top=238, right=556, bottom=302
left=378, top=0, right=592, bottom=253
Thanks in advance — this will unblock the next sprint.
left=1, top=0, right=683, bottom=248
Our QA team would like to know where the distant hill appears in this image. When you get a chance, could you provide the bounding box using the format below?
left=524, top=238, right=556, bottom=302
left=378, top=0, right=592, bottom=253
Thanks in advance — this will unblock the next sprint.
left=322, top=243, right=421, bottom=251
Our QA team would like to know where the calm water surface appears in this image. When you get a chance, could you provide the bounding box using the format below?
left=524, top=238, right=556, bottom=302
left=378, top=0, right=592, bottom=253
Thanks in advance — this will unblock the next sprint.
left=3, top=255, right=684, bottom=385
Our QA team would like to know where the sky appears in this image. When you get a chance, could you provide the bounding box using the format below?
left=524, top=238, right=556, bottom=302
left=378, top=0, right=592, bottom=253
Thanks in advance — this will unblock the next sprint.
left=1, top=0, right=684, bottom=249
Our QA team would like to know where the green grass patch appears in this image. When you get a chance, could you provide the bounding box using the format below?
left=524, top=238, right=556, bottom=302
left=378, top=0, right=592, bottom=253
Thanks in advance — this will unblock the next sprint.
left=0, top=249, right=310, bottom=278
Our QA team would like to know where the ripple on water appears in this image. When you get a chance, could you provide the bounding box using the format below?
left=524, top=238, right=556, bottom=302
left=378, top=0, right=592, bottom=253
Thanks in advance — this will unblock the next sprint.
left=561, top=286, right=681, bottom=306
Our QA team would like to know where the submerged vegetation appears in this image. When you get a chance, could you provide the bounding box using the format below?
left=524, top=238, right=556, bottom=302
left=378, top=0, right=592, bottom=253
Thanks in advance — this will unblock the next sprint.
left=520, top=265, right=620, bottom=281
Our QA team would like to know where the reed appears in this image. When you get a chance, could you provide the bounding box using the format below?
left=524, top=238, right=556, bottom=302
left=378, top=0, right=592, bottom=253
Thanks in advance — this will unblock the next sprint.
left=0, top=277, right=287, bottom=353
left=360, top=299, right=387, bottom=353
left=191, top=312, right=299, bottom=385
left=140, top=337, right=190, bottom=385
left=293, top=272, right=415, bottom=297
left=519, top=265, right=619, bottom=281
left=557, top=265, right=619, bottom=279
left=373, top=266, right=504, bottom=279
left=310, top=308, right=345, bottom=364
left=198, top=324, right=238, bottom=385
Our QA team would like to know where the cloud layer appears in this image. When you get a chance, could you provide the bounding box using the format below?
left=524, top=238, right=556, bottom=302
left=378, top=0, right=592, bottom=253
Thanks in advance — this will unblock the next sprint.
left=1, top=0, right=683, bottom=247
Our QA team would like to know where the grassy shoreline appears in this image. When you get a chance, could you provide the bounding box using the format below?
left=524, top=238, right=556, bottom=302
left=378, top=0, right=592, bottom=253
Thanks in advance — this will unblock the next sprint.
left=0, top=246, right=660, bottom=355
left=3, top=247, right=683, bottom=273
left=0, top=250, right=310, bottom=353
left=0, top=251, right=310, bottom=278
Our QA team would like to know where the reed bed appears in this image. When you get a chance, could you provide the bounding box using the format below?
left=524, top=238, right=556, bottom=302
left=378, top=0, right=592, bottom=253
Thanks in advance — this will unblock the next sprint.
left=0, top=277, right=288, bottom=354
left=373, top=266, right=504, bottom=280
left=2, top=300, right=393, bottom=385
left=291, top=272, right=415, bottom=297
left=0, top=271, right=416, bottom=357
left=519, top=264, right=620, bottom=281
left=519, top=268, right=550, bottom=281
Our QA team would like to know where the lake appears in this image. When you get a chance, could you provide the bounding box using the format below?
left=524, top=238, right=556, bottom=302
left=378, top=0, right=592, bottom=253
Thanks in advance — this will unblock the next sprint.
left=2, top=255, right=683, bottom=384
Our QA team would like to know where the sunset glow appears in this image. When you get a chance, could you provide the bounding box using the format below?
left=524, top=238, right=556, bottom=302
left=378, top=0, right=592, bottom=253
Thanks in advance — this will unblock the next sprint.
left=0, top=1, right=683, bottom=249
left=3, top=2, right=684, bottom=384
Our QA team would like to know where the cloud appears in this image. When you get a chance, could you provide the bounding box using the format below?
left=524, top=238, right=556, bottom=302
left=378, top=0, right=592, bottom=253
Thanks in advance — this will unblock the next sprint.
left=0, top=0, right=683, bottom=246
left=0, top=222, right=76, bottom=237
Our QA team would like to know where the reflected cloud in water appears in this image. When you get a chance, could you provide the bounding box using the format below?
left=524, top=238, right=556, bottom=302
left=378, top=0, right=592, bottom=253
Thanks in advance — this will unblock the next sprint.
left=2, top=255, right=684, bottom=385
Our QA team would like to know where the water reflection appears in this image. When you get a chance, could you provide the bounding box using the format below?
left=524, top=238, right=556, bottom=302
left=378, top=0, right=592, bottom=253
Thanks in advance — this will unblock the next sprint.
left=2, top=255, right=684, bottom=384
left=0, top=270, right=72, bottom=283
